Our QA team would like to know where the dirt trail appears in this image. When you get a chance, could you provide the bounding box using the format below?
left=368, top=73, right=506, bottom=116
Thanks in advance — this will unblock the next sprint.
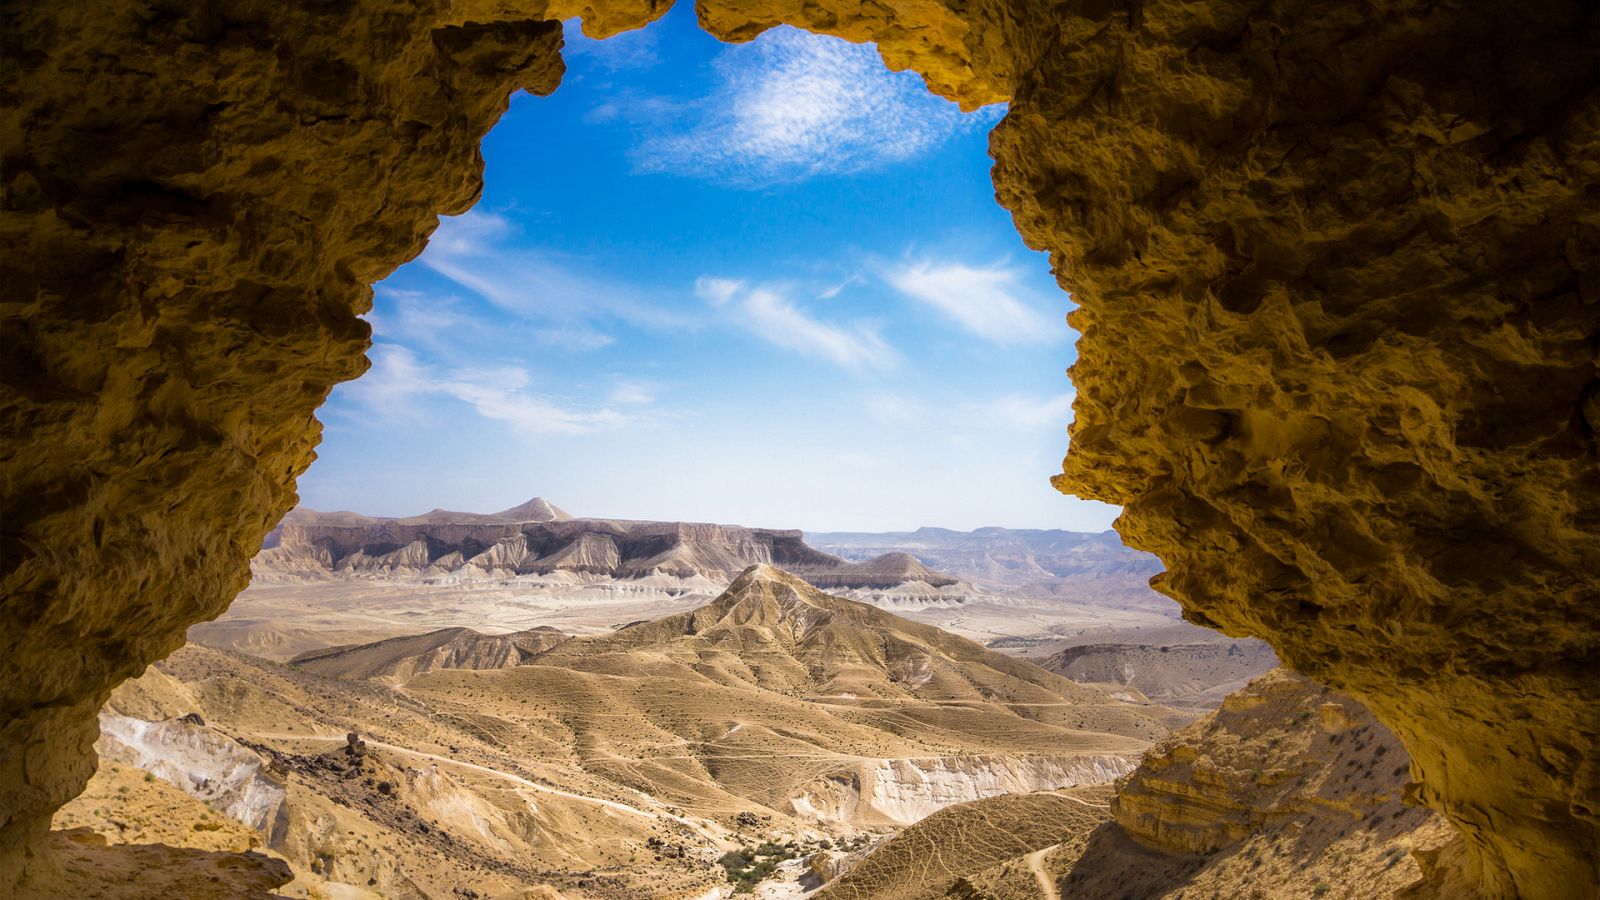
left=1043, top=790, right=1110, bottom=810
left=1025, top=844, right=1061, bottom=900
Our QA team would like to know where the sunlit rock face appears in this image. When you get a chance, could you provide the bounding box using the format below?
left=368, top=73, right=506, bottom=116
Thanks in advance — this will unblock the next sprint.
left=1, top=1, right=567, bottom=884
left=995, top=3, right=1599, bottom=897
left=2, top=0, right=1595, bottom=896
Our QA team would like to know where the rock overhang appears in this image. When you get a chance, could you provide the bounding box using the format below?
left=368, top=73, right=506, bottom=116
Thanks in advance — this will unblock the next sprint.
left=2, top=0, right=1596, bottom=896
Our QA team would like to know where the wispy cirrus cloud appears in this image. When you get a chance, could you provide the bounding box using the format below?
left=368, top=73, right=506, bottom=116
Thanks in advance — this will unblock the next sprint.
left=420, top=210, right=693, bottom=336
left=634, top=29, right=998, bottom=187
left=883, top=259, right=1066, bottom=345
left=695, top=277, right=896, bottom=372
left=345, top=344, right=632, bottom=436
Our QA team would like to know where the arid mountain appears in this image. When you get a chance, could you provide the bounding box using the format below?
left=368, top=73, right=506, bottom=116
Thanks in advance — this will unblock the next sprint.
left=256, top=499, right=959, bottom=590
left=811, top=669, right=1452, bottom=900
left=533, top=565, right=1166, bottom=731
left=807, top=526, right=1164, bottom=605
left=1038, top=640, right=1279, bottom=708
left=77, top=568, right=1180, bottom=897
left=290, top=625, right=569, bottom=682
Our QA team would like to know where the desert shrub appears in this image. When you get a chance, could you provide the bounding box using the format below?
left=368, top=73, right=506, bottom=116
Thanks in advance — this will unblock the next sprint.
left=720, top=846, right=785, bottom=893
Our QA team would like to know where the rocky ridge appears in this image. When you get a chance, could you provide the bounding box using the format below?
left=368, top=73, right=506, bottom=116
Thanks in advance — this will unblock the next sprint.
left=1039, top=640, right=1279, bottom=708
left=256, top=500, right=962, bottom=591
left=813, top=669, right=1453, bottom=899
left=289, top=625, right=570, bottom=682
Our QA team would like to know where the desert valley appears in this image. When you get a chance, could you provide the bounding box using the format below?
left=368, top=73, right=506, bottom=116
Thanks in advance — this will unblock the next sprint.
left=52, top=499, right=1450, bottom=898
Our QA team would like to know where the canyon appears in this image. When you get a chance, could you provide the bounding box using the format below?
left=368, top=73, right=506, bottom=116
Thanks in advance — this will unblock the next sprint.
left=3, top=0, right=1595, bottom=896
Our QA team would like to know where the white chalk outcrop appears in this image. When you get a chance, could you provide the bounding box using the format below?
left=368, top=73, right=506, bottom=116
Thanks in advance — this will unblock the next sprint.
left=791, top=753, right=1135, bottom=825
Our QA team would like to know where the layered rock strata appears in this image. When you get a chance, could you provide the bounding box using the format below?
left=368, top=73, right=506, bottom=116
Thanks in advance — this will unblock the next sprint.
left=257, top=506, right=959, bottom=587
left=792, top=753, right=1135, bottom=825
left=3, top=0, right=1595, bottom=896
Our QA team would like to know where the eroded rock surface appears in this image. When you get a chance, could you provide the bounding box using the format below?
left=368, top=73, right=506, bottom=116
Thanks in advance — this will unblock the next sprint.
left=1006, top=3, right=1600, bottom=895
left=258, top=501, right=958, bottom=587
left=1112, top=669, right=1432, bottom=857
left=3, top=0, right=1595, bottom=896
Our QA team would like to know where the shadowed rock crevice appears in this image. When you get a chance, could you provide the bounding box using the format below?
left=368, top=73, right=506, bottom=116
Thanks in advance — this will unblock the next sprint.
left=2, top=0, right=1595, bottom=896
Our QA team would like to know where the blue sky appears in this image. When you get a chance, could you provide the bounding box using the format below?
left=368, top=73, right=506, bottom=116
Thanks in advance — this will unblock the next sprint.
left=296, top=7, right=1120, bottom=533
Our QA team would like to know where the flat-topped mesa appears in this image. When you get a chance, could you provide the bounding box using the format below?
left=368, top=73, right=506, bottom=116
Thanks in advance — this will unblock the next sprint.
left=255, top=506, right=961, bottom=590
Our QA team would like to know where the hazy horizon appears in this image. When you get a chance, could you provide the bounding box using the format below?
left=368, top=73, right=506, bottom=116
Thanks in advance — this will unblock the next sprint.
left=284, top=493, right=1123, bottom=536
left=294, top=7, right=1120, bottom=534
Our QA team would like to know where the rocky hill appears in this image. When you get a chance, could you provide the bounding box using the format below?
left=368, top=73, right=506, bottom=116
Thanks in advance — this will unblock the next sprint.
left=535, top=565, right=1154, bottom=717
left=1038, top=640, right=1278, bottom=707
left=256, top=498, right=959, bottom=590
left=811, top=669, right=1453, bottom=899
left=68, top=569, right=1186, bottom=896
left=289, top=625, right=569, bottom=682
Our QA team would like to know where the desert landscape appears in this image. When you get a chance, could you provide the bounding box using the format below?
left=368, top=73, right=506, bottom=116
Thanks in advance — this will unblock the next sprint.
left=49, top=501, right=1421, bottom=898
left=8, top=1, right=1594, bottom=898
left=198, top=499, right=1268, bottom=705
left=64, top=560, right=1202, bottom=897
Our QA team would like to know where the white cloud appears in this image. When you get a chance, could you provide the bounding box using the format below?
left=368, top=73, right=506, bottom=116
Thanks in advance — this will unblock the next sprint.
left=344, top=343, right=632, bottom=436
left=583, top=102, right=621, bottom=124
left=635, top=29, right=998, bottom=186
left=420, top=210, right=692, bottom=333
left=700, top=279, right=895, bottom=372
left=883, top=259, right=1065, bottom=344
left=608, top=380, right=656, bottom=405
left=817, top=275, right=864, bottom=300
left=532, top=326, right=616, bottom=351
left=341, top=344, right=436, bottom=421
left=983, top=392, right=1077, bottom=430
left=743, top=289, right=894, bottom=371
left=863, top=392, right=928, bottom=425
left=368, top=291, right=479, bottom=351
left=694, top=277, right=743, bottom=307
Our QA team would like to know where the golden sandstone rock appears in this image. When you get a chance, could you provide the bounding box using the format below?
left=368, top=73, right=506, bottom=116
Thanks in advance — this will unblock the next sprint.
left=1, top=1, right=1595, bottom=898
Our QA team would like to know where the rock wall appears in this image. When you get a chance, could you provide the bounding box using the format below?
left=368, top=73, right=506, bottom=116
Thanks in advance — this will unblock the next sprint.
left=791, top=753, right=1135, bottom=825
left=3, top=0, right=1595, bottom=896
left=1006, top=3, right=1599, bottom=896
left=0, top=0, right=570, bottom=882
left=97, top=713, right=291, bottom=847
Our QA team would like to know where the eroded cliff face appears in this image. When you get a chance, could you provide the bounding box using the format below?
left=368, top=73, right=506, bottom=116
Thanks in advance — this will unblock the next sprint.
left=1, top=0, right=570, bottom=882
left=3, top=0, right=1595, bottom=896
left=999, top=3, right=1600, bottom=896
left=792, top=753, right=1135, bottom=826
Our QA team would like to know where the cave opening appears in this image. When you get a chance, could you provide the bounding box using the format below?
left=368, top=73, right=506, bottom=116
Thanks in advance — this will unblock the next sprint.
left=3, top=0, right=1596, bottom=897
left=302, top=6, right=1118, bottom=539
